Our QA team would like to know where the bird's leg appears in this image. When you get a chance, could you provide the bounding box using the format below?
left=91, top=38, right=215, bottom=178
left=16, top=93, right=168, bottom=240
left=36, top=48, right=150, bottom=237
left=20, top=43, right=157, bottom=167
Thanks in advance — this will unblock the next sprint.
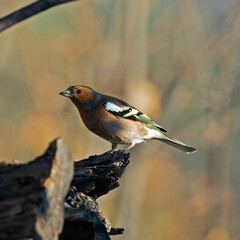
left=107, top=143, right=118, bottom=153
left=111, top=143, right=118, bottom=151
left=124, top=143, right=135, bottom=152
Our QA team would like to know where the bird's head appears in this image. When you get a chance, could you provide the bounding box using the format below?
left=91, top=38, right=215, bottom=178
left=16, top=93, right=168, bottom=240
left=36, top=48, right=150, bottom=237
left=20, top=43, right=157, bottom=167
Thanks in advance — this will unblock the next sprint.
left=59, top=85, right=101, bottom=109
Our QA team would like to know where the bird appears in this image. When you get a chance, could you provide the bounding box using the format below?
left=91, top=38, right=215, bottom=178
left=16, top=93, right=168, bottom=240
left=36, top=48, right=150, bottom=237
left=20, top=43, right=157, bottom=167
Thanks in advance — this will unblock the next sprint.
left=59, top=85, right=197, bottom=153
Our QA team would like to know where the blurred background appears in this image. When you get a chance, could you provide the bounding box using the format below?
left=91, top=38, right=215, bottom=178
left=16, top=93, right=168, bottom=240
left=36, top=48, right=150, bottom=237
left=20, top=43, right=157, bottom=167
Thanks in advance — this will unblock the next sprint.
left=1, top=0, right=240, bottom=239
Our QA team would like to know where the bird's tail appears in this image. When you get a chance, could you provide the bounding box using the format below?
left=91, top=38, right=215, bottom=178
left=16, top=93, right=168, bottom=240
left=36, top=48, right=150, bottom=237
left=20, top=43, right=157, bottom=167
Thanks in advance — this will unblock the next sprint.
left=158, top=134, right=197, bottom=153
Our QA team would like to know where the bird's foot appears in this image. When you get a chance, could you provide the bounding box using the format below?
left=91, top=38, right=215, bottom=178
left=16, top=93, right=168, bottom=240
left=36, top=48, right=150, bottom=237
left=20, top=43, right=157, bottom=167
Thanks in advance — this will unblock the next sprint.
left=106, top=149, right=116, bottom=154
left=107, top=143, right=118, bottom=154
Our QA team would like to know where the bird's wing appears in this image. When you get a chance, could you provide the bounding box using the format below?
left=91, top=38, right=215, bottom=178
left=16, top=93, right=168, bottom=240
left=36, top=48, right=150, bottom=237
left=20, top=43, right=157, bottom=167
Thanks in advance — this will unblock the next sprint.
left=103, top=98, right=167, bottom=132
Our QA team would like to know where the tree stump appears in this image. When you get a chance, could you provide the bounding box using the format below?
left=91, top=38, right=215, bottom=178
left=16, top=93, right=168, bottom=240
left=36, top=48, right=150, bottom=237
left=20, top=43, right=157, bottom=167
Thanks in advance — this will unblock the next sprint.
left=0, top=139, right=130, bottom=240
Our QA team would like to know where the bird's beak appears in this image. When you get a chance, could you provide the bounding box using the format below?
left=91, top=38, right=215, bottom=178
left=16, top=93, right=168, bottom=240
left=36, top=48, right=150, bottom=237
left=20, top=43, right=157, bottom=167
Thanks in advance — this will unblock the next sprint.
left=59, top=90, right=73, bottom=98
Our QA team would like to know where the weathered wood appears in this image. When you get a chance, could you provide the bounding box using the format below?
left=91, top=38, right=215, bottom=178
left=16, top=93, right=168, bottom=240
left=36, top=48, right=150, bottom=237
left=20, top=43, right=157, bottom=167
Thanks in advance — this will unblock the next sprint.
left=0, top=138, right=73, bottom=240
left=61, top=150, right=129, bottom=240
left=73, top=151, right=130, bottom=198
left=0, top=141, right=129, bottom=240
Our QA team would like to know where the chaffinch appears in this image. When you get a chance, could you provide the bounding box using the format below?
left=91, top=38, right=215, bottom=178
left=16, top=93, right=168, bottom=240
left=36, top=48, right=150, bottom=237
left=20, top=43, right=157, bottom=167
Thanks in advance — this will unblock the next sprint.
left=60, top=85, right=197, bottom=153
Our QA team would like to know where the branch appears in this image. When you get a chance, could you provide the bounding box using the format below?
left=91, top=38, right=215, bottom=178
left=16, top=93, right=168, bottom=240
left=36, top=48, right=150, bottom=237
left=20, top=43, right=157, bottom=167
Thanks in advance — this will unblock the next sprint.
left=0, top=0, right=81, bottom=33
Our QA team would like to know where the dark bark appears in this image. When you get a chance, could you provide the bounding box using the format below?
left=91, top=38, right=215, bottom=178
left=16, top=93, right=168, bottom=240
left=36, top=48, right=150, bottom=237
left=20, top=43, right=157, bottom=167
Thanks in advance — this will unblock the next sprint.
left=0, top=139, right=129, bottom=240
left=61, top=150, right=129, bottom=240
left=0, top=138, right=74, bottom=240
left=72, top=151, right=130, bottom=198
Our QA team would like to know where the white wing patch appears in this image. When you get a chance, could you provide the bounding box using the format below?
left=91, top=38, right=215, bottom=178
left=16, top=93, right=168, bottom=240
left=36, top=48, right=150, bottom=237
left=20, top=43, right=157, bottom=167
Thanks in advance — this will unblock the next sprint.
left=103, top=100, right=167, bottom=132
left=104, top=101, right=130, bottom=113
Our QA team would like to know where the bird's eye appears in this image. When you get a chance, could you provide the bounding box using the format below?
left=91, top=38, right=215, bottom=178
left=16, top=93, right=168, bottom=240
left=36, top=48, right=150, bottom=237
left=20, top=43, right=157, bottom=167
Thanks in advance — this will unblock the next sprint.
left=76, top=89, right=82, bottom=94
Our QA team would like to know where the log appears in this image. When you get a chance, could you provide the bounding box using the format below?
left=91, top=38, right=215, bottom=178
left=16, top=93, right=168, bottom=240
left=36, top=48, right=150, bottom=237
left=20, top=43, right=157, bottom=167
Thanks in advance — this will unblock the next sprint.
left=0, top=138, right=73, bottom=240
left=0, top=139, right=129, bottom=240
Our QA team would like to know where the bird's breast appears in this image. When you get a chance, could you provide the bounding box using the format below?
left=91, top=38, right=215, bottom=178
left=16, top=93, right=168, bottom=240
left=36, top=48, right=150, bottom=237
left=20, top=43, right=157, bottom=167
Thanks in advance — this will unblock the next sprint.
left=78, top=107, right=148, bottom=144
